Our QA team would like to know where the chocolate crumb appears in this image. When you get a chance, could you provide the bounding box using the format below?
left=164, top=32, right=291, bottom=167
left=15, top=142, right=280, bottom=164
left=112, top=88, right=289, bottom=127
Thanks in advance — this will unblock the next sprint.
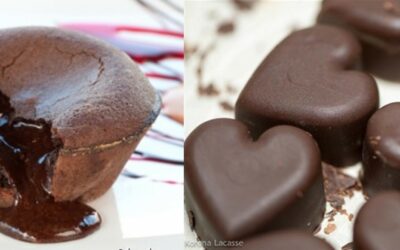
left=232, top=0, right=258, bottom=10
left=338, top=208, right=348, bottom=216
left=329, top=196, right=345, bottom=209
left=324, top=223, right=336, bottom=235
left=323, top=163, right=358, bottom=210
left=325, top=209, right=337, bottom=222
left=196, top=43, right=216, bottom=96
left=342, top=242, right=353, bottom=250
left=325, top=209, right=337, bottom=217
left=217, top=21, right=235, bottom=34
left=348, top=213, right=354, bottom=221
left=219, top=101, right=235, bottom=111
left=198, top=83, right=220, bottom=96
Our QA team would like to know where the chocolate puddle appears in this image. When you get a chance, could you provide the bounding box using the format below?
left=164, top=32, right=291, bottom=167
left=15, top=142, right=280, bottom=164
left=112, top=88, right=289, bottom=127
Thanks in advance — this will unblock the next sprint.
left=0, top=93, right=100, bottom=243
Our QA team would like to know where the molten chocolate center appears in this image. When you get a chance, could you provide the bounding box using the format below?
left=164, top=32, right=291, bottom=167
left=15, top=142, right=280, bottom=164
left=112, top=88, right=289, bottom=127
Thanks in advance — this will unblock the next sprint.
left=0, top=93, right=100, bottom=243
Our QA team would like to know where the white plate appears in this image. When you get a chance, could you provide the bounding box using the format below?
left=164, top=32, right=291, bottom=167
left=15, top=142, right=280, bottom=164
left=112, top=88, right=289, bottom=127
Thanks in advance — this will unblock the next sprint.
left=0, top=189, right=183, bottom=250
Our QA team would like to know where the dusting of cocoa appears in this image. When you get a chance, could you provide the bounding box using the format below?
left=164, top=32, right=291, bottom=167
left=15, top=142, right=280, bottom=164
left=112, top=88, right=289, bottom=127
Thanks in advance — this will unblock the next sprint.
left=322, top=163, right=360, bottom=210
left=196, top=43, right=217, bottom=96
left=198, top=83, right=220, bottom=96
left=324, top=223, right=336, bottom=235
left=326, top=210, right=337, bottom=222
left=219, top=101, right=234, bottom=111
left=232, top=0, right=258, bottom=11
left=217, top=21, right=235, bottom=34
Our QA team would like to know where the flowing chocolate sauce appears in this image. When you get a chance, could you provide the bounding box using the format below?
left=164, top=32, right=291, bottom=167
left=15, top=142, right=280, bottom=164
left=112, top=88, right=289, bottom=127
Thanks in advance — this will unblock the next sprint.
left=0, top=94, right=100, bottom=243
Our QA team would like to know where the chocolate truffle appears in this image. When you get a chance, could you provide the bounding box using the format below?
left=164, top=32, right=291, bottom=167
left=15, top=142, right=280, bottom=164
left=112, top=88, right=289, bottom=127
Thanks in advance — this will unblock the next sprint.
left=0, top=27, right=160, bottom=242
left=235, top=25, right=379, bottom=166
left=362, top=103, right=400, bottom=196
left=318, top=0, right=400, bottom=80
left=185, top=119, right=325, bottom=248
left=232, top=231, right=334, bottom=250
left=354, top=191, right=400, bottom=250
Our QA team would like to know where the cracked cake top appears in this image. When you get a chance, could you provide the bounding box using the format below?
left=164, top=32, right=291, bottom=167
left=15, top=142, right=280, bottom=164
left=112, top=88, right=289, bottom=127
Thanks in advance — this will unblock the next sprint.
left=0, top=27, right=160, bottom=151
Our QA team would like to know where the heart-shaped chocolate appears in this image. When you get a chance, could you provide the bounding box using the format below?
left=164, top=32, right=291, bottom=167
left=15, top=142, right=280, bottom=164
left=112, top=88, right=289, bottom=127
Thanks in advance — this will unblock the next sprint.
left=362, top=103, right=400, bottom=197
left=354, top=191, right=400, bottom=250
left=185, top=119, right=325, bottom=246
left=231, top=230, right=334, bottom=250
left=235, top=25, right=379, bottom=166
left=318, top=0, right=400, bottom=80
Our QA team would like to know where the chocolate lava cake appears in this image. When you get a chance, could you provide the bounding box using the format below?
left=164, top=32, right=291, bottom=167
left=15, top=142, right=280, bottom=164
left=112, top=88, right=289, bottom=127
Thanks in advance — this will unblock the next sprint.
left=0, top=27, right=160, bottom=243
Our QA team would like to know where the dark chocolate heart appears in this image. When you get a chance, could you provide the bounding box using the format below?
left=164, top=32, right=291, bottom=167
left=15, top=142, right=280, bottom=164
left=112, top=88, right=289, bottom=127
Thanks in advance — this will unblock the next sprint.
left=185, top=118, right=325, bottom=245
left=354, top=191, right=400, bottom=250
left=235, top=25, right=379, bottom=166
left=362, top=102, right=400, bottom=197
left=318, top=0, right=400, bottom=80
